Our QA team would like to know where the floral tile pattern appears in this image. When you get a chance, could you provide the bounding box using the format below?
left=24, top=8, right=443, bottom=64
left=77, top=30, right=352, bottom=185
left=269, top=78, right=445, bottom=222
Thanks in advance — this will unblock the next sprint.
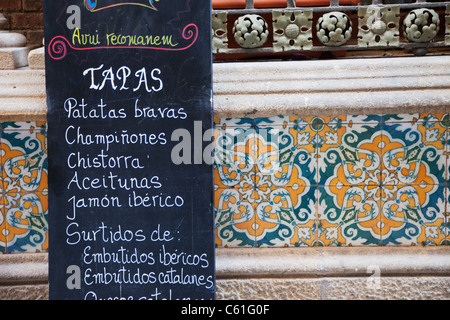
left=380, top=116, right=447, bottom=246
left=214, top=113, right=449, bottom=247
left=0, top=113, right=448, bottom=252
left=214, top=117, right=318, bottom=247
left=0, top=122, right=48, bottom=253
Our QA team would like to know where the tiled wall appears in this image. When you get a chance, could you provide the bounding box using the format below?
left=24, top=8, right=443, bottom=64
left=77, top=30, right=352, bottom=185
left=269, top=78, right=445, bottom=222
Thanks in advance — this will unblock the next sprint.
left=214, top=113, right=449, bottom=247
left=1, top=113, right=449, bottom=253
left=0, top=121, right=48, bottom=253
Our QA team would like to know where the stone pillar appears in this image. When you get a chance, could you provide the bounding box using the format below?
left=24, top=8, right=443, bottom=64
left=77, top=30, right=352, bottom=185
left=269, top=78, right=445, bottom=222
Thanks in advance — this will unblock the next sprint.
left=0, top=13, right=29, bottom=69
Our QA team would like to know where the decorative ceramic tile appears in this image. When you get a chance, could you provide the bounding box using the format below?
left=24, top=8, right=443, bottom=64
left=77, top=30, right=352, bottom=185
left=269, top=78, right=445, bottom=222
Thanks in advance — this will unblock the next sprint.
left=418, top=113, right=449, bottom=126
left=215, top=116, right=319, bottom=247
left=383, top=113, right=419, bottom=123
left=214, top=117, right=254, bottom=128
left=344, top=114, right=383, bottom=125
left=0, top=181, right=5, bottom=253
left=0, top=128, right=4, bottom=253
left=0, top=122, right=48, bottom=253
left=317, top=120, right=382, bottom=187
left=443, top=116, right=449, bottom=245
left=254, top=115, right=290, bottom=127
left=254, top=185, right=316, bottom=247
left=214, top=125, right=256, bottom=189
left=380, top=116, right=447, bottom=245
left=215, top=187, right=256, bottom=247
left=317, top=186, right=382, bottom=246
left=254, top=122, right=316, bottom=188
left=442, top=115, right=450, bottom=184
left=3, top=191, right=48, bottom=253
left=445, top=186, right=450, bottom=245
left=380, top=184, right=447, bottom=246
left=316, top=117, right=384, bottom=246
left=0, top=130, right=3, bottom=196
left=0, top=115, right=447, bottom=249
left=1, top=123, right=47, bottom=194
left=381, top=116, right=446, bottom=186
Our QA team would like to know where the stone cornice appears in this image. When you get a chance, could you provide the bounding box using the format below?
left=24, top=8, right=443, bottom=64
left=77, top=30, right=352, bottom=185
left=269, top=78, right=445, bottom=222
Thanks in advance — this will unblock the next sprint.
left=1, top=247, right=449, bottom=285
left=0, top=69, right=46, bottom=121
left=0, top=253, right=48, bottom=285
left=213, top=55, right=450, bottom=118
left=215, top=246, right=450, bottom=279
left=1, top=55, right=449, bottom=121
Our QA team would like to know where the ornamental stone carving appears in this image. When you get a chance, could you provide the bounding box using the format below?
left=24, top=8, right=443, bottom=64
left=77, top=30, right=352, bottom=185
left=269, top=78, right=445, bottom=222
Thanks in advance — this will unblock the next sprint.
left=316, top=12, right=352, bottom=46
left=403, top=8, right=440, bottom=43
left=233, top=14, right=269, bottom=48
left=273, top=10, right=313, bottom=51
left=213, top=12, right=228, bottom=53
left=358, top=6, right=400, bottom=47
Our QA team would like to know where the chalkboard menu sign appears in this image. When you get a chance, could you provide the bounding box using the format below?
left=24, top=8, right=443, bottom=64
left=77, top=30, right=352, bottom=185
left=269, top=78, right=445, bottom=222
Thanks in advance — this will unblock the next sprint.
left=44, top=0, right=215, bottom=300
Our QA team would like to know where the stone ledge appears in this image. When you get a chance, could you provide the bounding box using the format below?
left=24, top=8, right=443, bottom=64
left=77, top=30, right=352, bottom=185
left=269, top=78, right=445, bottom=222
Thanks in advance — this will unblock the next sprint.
left=215, top=247, right=450, bottom=279
left=1, top=55, right=449, bottom=121
left=0, top=253, right=48, bottom=285
left=1, top=247, right=449, bottom=286
left=0, top=69, right=46, bottom=121
left=213, top=55, right=450, bottom=118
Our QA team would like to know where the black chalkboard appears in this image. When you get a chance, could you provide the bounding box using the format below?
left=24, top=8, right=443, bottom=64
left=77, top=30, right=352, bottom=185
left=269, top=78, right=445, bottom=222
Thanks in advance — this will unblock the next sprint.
left=44, top=0, right=215, bottom=300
